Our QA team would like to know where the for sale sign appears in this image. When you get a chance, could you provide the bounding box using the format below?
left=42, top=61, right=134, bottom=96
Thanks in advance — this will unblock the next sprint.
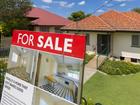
left=1, top=30, right=86, bottom=105
left=12, top=30, right=85, bottom=59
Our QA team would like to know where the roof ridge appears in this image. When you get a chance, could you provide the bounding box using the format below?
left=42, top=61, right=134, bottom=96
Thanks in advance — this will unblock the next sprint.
left=96, top=16, right=113, bottom=30
left=33, top=7, right=70, bottom=21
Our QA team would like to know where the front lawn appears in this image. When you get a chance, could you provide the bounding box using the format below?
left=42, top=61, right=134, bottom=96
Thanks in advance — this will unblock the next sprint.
left=83, top=72, right=140, bottom=105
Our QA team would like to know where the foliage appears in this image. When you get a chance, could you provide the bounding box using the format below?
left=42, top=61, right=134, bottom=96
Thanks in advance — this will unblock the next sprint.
left=0, top=0, right=32, bottom=36
left=83, top=72, right=140, bottom=105
left=84, top=53, right=95, bottom=64
left=132, top=8, right=140, bottom=13
left=82, top=97, right=94, bottom=105
left=99, top=59, right=140, bottom=75
left=68, top=11, right=92, bottom=21
left=0, top=60, right=7, bottom=99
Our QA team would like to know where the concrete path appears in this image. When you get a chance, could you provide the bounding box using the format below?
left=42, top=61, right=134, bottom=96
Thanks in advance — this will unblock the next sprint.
left=83, top=66, right=97, bottom=83
left=83, top=55, right=107, bottom=83
left=83, top=56, right=97, bottom=83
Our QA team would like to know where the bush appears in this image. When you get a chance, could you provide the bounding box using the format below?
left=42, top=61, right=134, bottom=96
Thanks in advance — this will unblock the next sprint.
left=99, top=60, right=140, bottom=75
left=84, top=53, right=95, bottom=64
left=82, top=97, right=94, bottom=105
left=0, top=60, right=7, bottom=99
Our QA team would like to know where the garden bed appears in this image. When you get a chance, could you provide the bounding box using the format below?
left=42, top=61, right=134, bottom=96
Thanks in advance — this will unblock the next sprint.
left=99, top=59, right=140, bottom=75
left=84, top=52, right=95, bottom=64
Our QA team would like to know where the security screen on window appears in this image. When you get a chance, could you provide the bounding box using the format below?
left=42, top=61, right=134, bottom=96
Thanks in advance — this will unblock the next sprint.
left=132, top=35, right=140, bottom=47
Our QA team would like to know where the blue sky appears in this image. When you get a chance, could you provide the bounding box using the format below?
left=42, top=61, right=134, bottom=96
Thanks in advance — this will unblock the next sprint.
left=33, top=0, right=140, bottom=17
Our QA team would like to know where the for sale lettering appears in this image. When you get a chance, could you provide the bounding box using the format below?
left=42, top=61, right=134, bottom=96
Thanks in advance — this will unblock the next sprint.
left=12, top=30, right=85, bottom=59
left=17, top=33, right=73, bottom=53
left=17, top=33, right=34, bottom=46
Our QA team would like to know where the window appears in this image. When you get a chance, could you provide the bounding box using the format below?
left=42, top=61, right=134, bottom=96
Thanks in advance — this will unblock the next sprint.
left=86, top=33, right=90, bottom=45
left=132, top=35, right=140, bottom=47
left=120, top=56, right=124, bottom=61
left=40, top=26, right=49, bottom=32
left=12, top=52, right=18, bottom=63
left=55, top=27, right=61, bottom=33
left=131, top=58, right=138, bottom=63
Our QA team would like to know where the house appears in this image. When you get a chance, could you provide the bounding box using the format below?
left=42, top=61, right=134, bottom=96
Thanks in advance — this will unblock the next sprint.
left=26, top=7, right=71, bottom=32
left=61, top=10, right=140, bottom=63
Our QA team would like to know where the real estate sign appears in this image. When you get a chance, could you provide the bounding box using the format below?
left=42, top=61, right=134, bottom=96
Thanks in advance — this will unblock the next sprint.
left=1, top=30, right=86, bottom=105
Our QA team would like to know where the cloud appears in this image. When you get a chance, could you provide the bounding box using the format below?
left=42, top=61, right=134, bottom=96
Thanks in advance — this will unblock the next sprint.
left=107, top=3, right=114, bottom=7
left=42, top=0, right=53, bottom=3
left=41, top=5, right=50, bottom=9
left=67, top=2, right=75, bottom=8
left=78, top=1, right=86, bottom=5
left=33, top=4, right=37, bottom=7
left=97, top=9, right=105, bottom=13
left=58, top=1, right=75, bottom=8
left=120, top=3, right=126, bottom=7
left=41, top=0, right=75, bottom=8
left=113, top=0, right=132, bottom=2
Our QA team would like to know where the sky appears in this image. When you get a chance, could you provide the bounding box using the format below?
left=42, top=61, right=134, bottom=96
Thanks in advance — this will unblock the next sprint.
left=33, top=0, right=140, bottom=17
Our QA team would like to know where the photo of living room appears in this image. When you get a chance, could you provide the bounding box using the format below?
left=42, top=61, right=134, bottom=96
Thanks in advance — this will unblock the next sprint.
left=36, top=52, right=83, bottom=103
left=7, top=45, right=38, bottom=83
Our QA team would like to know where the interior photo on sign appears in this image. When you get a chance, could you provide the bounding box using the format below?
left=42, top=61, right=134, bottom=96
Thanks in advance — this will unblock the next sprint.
left=7, top=45, right=83, bottom=104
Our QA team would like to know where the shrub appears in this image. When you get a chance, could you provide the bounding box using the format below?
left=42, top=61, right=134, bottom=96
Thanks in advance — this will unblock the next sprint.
left=84, top=53, right=95, bottom=64
left=0, top=60, right=7, bottom=99
left=99, top=60, right=140, bottom=75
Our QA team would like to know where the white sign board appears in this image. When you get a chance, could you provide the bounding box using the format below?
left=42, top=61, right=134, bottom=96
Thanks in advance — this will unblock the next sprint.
left=1, top=73, right=34, bottom=105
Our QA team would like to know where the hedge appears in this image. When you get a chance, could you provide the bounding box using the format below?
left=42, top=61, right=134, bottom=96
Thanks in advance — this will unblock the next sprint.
left=99, top=59, right=140, bottom=75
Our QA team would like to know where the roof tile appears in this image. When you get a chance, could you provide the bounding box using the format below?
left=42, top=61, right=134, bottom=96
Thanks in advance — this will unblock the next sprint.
left=26, top=7, right=71, bottom=26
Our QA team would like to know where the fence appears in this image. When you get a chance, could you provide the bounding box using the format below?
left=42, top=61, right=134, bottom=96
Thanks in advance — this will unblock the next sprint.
left=0, top=37, right=11, bottom=59
left=0, top=36, right=11, bottom=99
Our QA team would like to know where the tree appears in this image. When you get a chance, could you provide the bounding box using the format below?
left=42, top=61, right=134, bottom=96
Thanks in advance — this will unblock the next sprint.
left=132, top=8, right=140, bottom=14
left=0, top=0, right=32, bottom=36
left=68, top=11, right=92, bottom=21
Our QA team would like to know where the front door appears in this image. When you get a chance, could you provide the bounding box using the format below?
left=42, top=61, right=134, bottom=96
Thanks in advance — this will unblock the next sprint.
left=97, top=34, right=111, bottom=55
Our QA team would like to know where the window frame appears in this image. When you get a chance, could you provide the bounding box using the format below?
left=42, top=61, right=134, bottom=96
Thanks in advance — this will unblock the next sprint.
left=131, top=35, right=140, bottom=48
left=86, top=33, right=90, bottom=45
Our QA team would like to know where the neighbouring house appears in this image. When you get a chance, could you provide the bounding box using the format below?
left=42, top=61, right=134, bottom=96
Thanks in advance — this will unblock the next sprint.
left=0, top=7, right=71, bottom=53
left=61, top=10, right=140, bottom=63
left=26, top=7, right=71, bottom=32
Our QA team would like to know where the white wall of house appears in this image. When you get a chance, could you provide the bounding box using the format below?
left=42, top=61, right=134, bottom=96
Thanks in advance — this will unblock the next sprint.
left=33, top=26, right=56, bottom=32
left=112, top=32, right=140, bottom=59
left=64, top=31, right=111, bottom=52
left=64, top=31, right=140, bottom=59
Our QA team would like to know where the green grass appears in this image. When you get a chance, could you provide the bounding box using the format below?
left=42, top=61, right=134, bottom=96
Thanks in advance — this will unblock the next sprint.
left=99, top=60, right=140, bottom=75
left=83, top=72, right=140, bottom=105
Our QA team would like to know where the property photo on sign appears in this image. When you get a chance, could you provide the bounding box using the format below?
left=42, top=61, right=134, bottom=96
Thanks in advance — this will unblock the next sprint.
left=1, top=30, right=86, bottom=105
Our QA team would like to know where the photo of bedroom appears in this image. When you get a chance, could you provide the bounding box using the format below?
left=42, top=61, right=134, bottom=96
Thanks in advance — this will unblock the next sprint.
left=7, top=45, right=84, bottom=104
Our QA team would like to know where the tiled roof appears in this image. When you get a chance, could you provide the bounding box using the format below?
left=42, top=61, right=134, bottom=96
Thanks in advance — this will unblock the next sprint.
left=123, top=11, right=140, bottom=22
left=61, top=16, right=113, bottom=31
left=62, top=10, right=140, bottom=32
left=26, top=7, right=71, bottom=26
